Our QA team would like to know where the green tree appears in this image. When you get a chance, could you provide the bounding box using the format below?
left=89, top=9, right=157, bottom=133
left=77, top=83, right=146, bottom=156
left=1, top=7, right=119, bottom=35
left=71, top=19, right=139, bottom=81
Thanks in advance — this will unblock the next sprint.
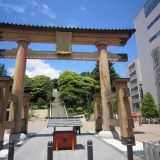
left=91, top=62, right=100, bottom=84
left=31, top=75, right=54, bottom=103
left=37, top=97, right=47, bottom=106
left=24, top=75, right=32, bottom=93
left=91, top=62, right=119, bottom=92
left=112, top=100, right=118, bottom=114
left=0, top=63, right=7, bottom=76
left=58, top=71, right=99, bottom=110
left=80, top=72, right=92, bottom=78
left=140, top=92, right=160, bottom=118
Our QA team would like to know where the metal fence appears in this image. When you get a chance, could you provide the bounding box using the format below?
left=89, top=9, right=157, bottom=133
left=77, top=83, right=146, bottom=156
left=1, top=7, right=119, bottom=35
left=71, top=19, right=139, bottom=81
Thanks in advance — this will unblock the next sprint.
left=143, top=141, right=160, bottom=160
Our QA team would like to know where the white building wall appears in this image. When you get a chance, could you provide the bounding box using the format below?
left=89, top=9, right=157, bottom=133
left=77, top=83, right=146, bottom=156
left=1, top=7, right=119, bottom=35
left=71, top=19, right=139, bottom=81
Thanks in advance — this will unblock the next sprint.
left=134, top=1, right=160, bottom=106
left=126, top=59, right=142, bottom=111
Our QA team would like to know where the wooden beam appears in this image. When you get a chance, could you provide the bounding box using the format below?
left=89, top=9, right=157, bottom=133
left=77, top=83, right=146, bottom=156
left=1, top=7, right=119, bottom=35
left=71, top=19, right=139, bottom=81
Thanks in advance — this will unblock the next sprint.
left=5, top=121, right=15, bottom=129
left=109, top=119, right=116, bottom=126
left=8, top=93, right=18, bottom=103
left=21, top=119, right=25, bottom=126
left=0, top=49, right=128, bottom=62
left=0, top=23, right=135, bottom=46
left=0, top=82, right=5, bottom=88
left=114, top=78, right=135, bottom=145
left=0, top=79, right=10, bottom=149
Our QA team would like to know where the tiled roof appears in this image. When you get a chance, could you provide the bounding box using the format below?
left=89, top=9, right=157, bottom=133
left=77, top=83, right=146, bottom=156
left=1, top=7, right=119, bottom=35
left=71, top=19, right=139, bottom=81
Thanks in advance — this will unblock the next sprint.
left=0, top=22, right=135, bottom=34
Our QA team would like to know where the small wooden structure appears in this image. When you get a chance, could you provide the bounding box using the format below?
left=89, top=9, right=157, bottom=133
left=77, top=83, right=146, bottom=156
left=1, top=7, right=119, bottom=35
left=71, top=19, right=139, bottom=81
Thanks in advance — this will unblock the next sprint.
left=114, top=78, right=135, bottom=145
left=47, top=117, right=82, bottom=151
left=0, top=76, right=30, bottom=149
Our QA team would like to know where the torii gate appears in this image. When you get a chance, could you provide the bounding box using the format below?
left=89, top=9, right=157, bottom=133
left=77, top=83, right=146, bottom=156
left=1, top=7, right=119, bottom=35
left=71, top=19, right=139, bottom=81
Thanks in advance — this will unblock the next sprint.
left=0, top=23, right=135, bottom=139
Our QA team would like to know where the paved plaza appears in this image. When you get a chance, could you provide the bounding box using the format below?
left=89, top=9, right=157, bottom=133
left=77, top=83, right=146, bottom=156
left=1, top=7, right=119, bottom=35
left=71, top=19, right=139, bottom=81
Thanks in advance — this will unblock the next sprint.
left=1, top=118, right=160, bottom=160
left=12, top=126, right=127, bottom=160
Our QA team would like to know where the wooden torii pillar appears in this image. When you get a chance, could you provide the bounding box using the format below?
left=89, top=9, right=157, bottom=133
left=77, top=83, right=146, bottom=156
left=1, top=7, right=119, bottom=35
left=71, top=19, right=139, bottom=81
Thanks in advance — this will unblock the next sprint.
left=21, top=93, right=30, bottom=134
left=97, top=43, right=115, bottom=131
left=0, top=77, right=12, bottom=149
left=8, top=40, right=29, bottom=134
left=114, top=78, right=135, bottom=145
left=93, top=93, right=102, bottom=132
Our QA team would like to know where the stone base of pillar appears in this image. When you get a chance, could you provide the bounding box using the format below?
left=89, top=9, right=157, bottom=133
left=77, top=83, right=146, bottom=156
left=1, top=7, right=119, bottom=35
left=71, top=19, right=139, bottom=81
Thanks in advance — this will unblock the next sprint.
left=4, top=133, right=27, bottom=143
left=0, top=140, right=3, bottom=150
left=98, top=130, right=120, bottom=140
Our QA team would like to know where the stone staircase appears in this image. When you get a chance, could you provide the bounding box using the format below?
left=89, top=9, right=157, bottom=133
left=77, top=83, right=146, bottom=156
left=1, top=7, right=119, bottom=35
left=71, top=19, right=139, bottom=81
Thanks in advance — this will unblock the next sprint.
left=51, top=92, right=67, bottom=117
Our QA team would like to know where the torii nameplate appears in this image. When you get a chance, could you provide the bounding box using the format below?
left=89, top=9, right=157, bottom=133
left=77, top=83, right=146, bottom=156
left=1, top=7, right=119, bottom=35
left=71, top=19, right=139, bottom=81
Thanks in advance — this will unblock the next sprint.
left=56, top=32, right=72, bottom=55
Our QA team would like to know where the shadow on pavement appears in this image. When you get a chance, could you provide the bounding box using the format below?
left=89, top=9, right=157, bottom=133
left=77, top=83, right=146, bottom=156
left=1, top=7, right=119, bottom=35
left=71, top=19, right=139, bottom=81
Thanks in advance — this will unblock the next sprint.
left=78, top=132, right=97, bottom=136
left=134, top=131, right=145, bottom=134
left=33, top=133, right=53, bottom=137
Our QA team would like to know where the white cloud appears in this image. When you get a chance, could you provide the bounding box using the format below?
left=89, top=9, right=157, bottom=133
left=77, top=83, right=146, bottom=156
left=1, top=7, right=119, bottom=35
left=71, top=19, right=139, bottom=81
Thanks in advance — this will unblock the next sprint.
left=80, top=6, right=87, bottom=11
left=8, top=68, right=14, bottom=75
left=8, top=60, right=61, bottom=79
left=42, top=4, right=56, bottom=19
left=30, top=1, right=38, bottom=7
left=0, top=0, right=25, bottom=13
left=42, top=4, right=49, bottom=10
left=26, top=60, right=61, bottom=79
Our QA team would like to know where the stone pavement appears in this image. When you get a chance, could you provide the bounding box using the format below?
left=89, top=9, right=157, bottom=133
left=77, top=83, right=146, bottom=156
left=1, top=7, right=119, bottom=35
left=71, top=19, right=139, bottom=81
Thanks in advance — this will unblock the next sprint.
left=11, top=127, right=127, bottom=160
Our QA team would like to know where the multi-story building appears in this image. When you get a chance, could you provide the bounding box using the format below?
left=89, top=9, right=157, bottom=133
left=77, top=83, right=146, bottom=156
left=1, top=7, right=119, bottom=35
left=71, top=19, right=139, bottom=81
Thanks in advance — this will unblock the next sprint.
left=134, top=0, right=160, bottom=108
left=126, top=59, right=143, bottom=111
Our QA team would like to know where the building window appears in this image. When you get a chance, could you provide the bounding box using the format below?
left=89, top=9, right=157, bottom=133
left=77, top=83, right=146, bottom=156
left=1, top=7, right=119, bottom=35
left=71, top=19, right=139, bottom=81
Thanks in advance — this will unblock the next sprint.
left=132, top=94, right=139, bottom=100
left=144, top=0, right=160, bottom=17
left=132, top=102, right=140, bottom=111
left=129, top=62, right=135, bottom=70
left=130, top=78, right=137, bottom=84
left=130, top=70, right=136, bottom=78
left=131, top=86, right=138, bottom=93
left=149, top=30, right=160, bottom=42
left=147, top=13, right=160, bottom=29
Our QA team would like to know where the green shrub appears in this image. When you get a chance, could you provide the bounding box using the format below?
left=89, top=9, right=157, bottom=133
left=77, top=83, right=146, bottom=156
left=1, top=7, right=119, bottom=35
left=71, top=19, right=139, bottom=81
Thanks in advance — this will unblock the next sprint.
left=32, top=105, right=39, bottom=110
left=112, top=101, right=118, bottom=114
left=39, top=105, right=48, bottom=109
left=84, top=110, right=91, bottom=121
left=37, top=98, right=47, bottom=106
left=28, top=113, right=35, bottom=120
left=48, top=108, right=50, bottom=117
left=76, top=107, right=83, bottom=112
left=28, top=113, right=32, bottom=120
left=67, top=108, right=74, bottom=112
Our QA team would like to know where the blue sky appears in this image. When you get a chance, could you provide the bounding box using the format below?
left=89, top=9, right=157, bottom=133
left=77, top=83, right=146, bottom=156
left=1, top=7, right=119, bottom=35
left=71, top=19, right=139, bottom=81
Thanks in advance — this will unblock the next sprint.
left=0, top=0, right=146, bottom=79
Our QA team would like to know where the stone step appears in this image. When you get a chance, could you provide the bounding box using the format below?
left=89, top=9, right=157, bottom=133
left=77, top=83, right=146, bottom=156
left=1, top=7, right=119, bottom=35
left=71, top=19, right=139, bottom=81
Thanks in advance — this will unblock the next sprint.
left=51, top=92, right=67, bottom=117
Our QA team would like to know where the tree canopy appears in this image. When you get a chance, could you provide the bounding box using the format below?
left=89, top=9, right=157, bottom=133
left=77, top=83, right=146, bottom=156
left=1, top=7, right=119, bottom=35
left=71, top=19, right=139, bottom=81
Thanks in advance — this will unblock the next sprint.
left=140, top=92, right=160, bottom=118
left=81, top=62, right=119, bottom=92
left=24, top=75, right=54, bottom=105
left=58, top=71, right=99, bottom=110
